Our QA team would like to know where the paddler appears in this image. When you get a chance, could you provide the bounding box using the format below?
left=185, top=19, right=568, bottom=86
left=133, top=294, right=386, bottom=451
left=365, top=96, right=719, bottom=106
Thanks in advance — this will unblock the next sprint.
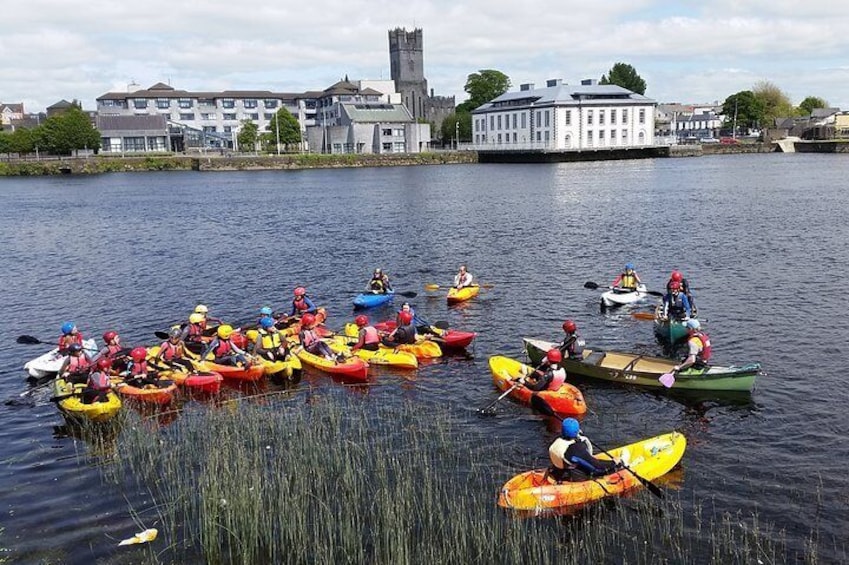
left=548, top=418, right=621, bottom=482
left=661, top=282, right=692, bottom=321
left=290, top=287, right=318, bottom=318
left=381, top=311, right=417, bottom=346
left=519, top=349, right=567, bottom=392
left=58, top=321, right=84, bottom=354
left=673, top=319, right=711, bottom=372
left=82, top=358, right=113, bottom=404
left=254, top=317, right=290, bottom=361
left=558, top=320, right=585, bottom=361
left=666, top=270, right=696, bottom=312
left=366, top=268, right=392, bottom=294
left=193, top=304, right=223, bottom=329
left=58, top=343, right=92, bottom=384
left=611, top=262, right=642, bottom=290
left=351, top=315, right=381, bottom=352
left=298, top=313, right=338, bottom=360
left=155, top=327, right=195, bottom=371
left=181, top=312, right=207, bottom=346
left=201, top=325, right=251, bottom=367
left=92, top=330, right=123, bottom=362
left=124, top=347, right=160, bottom=387
left=453, top=265, right=473, bottom=289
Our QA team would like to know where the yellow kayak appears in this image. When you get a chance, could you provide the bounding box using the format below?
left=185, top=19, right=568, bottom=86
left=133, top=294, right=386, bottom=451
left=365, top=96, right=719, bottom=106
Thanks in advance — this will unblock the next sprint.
left=328, top=336, right=418, bottom=369
left=498, top=432, right=686, bottom=511
left=343, top=323, right=442, bottom=359
left=255, top=355, right=303, bottom=379
left=447, top=284, right=480, bottom=304
left=53, top=377, right=122, bottom=423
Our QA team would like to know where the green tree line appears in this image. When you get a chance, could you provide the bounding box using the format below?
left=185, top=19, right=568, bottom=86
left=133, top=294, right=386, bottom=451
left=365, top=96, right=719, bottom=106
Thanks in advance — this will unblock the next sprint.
left=0, top=104, right=100, bottom=156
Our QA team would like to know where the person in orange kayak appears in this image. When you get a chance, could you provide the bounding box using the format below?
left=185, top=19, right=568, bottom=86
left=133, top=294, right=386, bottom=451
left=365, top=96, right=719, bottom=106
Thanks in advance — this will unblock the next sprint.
left=124, top=346, right=160, bottom=387
left=82, top=358, right=113, bottom=404
left=453, top=265, right=474, bottom=289
left=520, top=349, right=567, bottom=392
left=382, top=311, right=417, bottom=346
left=366, top=268, right=392, bottom=294
left=611, top=263, right=642, bottom=290
left=181, top=312, right=207, bottom=346
left=558, top=320, right=585, bottom=360
left=290, top=287, right=318, bottom=318
left=92, top=330, right=123, bottom=361
left=58, top=322, right=84, bottom=354
left=298, top=313, right=337, bottom=360
left=351, top=315, right=381, bottom=352
left=673, top=319, right=711, bottom=372
left=58, top=343, right=92, bottom=384
left=254, top=317, right=290, bottom=361
left=548, top=418, right=621, bottom=482
left=202, top=325, right=250, bottom=367
left=155, top=327, right=195, bottom=371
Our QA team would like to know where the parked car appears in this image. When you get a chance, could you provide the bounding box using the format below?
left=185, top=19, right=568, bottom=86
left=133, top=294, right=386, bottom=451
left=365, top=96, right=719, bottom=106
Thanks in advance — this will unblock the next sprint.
left=700, top=137, right=720, bottom=144
left=720, top=137, right=740, bottom=145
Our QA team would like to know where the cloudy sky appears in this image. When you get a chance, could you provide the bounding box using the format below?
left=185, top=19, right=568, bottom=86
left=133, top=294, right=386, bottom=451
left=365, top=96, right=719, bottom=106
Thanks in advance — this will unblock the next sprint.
left=3, top=0, right=848, bottom=112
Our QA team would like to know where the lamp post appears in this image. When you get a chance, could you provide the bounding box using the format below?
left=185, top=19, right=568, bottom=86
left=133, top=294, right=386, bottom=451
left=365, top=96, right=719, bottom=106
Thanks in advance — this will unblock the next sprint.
left=275, top=111, right=281, bottom=155
left=455, top=120, right=459, bottom=150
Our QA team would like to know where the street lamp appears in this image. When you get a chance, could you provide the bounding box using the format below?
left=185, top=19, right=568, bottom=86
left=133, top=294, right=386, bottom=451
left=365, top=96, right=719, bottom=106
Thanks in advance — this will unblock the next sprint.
left=455, top=120, right=460, bottom=150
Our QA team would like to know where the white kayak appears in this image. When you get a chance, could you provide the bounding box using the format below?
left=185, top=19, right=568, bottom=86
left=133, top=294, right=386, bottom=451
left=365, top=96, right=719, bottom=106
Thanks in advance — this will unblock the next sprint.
left=23, top=338, right=98, bottom=379
left=600, top=284, right=648, bottom=308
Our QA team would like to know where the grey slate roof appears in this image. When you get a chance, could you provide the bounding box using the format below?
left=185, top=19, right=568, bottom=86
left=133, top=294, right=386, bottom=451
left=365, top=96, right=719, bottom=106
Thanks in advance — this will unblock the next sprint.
left=96, top=114, right=167, bottom=131
left=810, top=107, right=840, bottom=118
left=473, top=84, right=655, bottom=113
left=97, top=87, right=311, bottom=102
left=341, top=103, right=412, bottom=123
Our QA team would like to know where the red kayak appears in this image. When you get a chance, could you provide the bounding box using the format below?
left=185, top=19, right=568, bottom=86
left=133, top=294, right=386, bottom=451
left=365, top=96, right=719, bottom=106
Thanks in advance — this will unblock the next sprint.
left=196, top=360, right=265, bottom=382
left=374, top=320, right=476, bottom=350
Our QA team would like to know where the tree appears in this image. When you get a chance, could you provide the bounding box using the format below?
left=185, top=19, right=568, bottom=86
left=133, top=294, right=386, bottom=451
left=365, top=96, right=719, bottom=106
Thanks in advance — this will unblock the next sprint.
left=264, top=108, right=302, bottom=151
left=459, top=70, right=511, bottom=112
left=8, top=127, right=37, bottom=155
left=752, top=80, right=794, bottom=127
left=0, top=131, right=11, bottom=155
left=38, top=106, right=100, bottom=155
left=237, top=120, right=259, bottom=153
left=600, top=63, right=647, bottom=95
left=797, top=96, right=829, bottom=116
left=440, top=112, right=472, bottom=145
left=721, top=91, right=764, bottom=135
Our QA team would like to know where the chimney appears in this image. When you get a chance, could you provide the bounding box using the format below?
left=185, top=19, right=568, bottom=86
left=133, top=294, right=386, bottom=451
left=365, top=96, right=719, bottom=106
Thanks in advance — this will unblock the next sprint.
left=581, top=79, right=598, bottom=86
left=520, top=83, right=535, bottom=91
left=546, top=79, right=562, bottom=87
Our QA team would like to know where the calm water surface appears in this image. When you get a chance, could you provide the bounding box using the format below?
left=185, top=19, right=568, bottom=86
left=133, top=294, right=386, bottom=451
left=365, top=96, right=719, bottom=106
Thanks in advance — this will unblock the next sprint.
left=1, top=153, right=847, bottom=562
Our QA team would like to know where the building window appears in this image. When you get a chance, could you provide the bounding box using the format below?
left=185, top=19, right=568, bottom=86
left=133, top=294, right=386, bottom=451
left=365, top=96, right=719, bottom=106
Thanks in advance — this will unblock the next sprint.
left=639, top=131, right=646, bottom=144
left=179, top=113, right=194, bottom=121
left=198, top=98, right=215, bottom=106
left=587, top=110, right=594, bottom=125
left=512, top=113, right=517, bottom=129
left=156, top=99, right=170, bottom=109
left=536, top=131, right=541, bottom=141
left=249, top=113, right=259, bottom=120
left=611, top=109, right=617, bottom=125
left=124, top=137, right=146, bottom=151
left=622, top=130, right=628, bottom=143
left=264, top=99, right=278, bottom=109
left=264, top=113, right=275, bottom=120
left=600, top=110, right=606, bottom=125
left=393, top=128, right=404, bottom=137
left=565, top=110, right=571, bottom=126
left=382, top=128, right=392, bottom=136
left=622, top=109, right=628, bottom=124
left=223, top=126, right=233, bottom=133
left=610, top=130, right=617, bottom=146
left=545, top=110, right=550, bottom=127
left=544, top=130, right=550, bottom=142
left=333, top=143, right=342, bottom=153
left=200, top=113, right=213, bottom=120
left=148, top=137, right=166, bottom=151
left=513, top=132, right=517, bottom=143
left=490, top=116, right=495, bottom=130
left=221, top=99, right=235, bottom=109
left=475, top=134, right=480, bottom=144
left=108, top=138, right=122, bottom=152
left=587, top=130, right=594, bottom=147
left=497, top=115, right=502, bottom=129
left=178, top=98, right=193, bottom=109
left=393, top=142, right=405, bottom=152
left=536, top=111, right=542, bottom=127
left=599, top=130, right=605, bottom=146
left=223, top=113, right=237, bottom=120
left=244, top=99, right=258, bottom=109
left=133, top=99, right=148, bottom=109
left=639, top=109, right=646, bottom=124
left=202, top=126, right=217, bottom=133
left=382, top=142, right=392, bottom=152
left=521, top=112, right=527, bottom=129
left=497, top=134, right=502, bottom=143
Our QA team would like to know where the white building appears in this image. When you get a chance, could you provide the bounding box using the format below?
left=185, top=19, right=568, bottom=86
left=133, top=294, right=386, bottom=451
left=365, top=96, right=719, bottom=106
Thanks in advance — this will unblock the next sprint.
left=471, top=79, right=656, bottom=151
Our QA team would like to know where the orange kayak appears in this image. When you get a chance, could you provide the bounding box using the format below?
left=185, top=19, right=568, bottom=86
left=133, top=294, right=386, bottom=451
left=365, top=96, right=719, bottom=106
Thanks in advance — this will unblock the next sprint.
left=196, top=360, right=265, bottom=381
left=488, top=355, right=586, bottom=416
left=114, top=377, right=178, bottom=405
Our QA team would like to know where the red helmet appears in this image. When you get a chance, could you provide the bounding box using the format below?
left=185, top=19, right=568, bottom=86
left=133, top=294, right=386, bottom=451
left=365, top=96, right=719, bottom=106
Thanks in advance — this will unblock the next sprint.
left=294, top=286, right=306, bottom=297
left=546, top=349, right=562, bottom=363
left=102, top=330, right=118, bottom=343
left=562, top=320, right=577, bottom=333
left=398, top=311, right=413, bottom=325
left=96, top=357, right=112, bottom=371
left=669, top=281, right=681, bottom=291
left=130, top=347, right=147, bottom=362
left=355, top=315, right=369, bottom=327
left=670, top=271, right=683, bottom=282
left=301, top=313, right=316, bottom=327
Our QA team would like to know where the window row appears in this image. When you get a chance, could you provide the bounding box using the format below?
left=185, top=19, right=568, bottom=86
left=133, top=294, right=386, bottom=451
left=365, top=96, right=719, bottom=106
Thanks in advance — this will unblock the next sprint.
left=475, top=107, right=649, bottom=130
left=127, top=99, right=282, bottom=110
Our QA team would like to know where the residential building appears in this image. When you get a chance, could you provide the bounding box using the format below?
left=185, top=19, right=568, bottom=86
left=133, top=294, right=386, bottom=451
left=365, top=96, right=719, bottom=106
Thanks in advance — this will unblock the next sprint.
left=0, top=103, right=24, bottom=127
left=471, top=79, right=656, bottom=151
left=96, top=114, right=169, bottom=153
left=656, top=102, right=723, bottom=142
left=306, top=80, right=430, bottom=154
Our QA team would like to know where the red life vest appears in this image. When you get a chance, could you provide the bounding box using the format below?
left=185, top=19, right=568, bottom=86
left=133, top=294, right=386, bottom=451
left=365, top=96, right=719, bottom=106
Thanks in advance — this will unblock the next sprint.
left=293, top=297, right=309, bottom=312
left=59, top=333, right=83, bottom=351
left=159, top=340, right=183, bottom=360
left=130, top=360, right=148, bottom=376
left=67, top=355, right=90, bottom=374
left=301, top=329, right=319, bottom=347
left=106, top=343, right=123, bottom=357
left=691, top=331, right=712, bottom=363
left=88, top=371, right=111, bottom=391
left=186, top=323, right=204, bottom=339
left=362, top=326, right=380, bottom=344
left=213, top=339, right=232, bottom=357
left=549, top=367, right=566, bottom=390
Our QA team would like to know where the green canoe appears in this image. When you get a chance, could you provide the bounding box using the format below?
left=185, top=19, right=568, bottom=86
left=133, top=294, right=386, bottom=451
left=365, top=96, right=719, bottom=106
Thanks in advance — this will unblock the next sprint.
left=652, top=304, right=690, bottom=344
left=523, top=338, right=760, bottom=392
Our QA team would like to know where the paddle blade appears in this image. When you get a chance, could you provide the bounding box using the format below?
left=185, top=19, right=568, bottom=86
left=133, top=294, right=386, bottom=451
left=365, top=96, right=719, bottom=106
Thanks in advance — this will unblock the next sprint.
left=632, top=312, right=656, bottom=321
left=433, top=321, right=450, bottom=330
left=398, top=291, right=418, bottom=298
left=17, top=335, right=43, bottom=345
left=583, top=281, right=599, bottom=290
left=481, top=283, right=495, bottom=289
left=659, top=372, right=675, bottom=388
left=424, top=284, right=441, bottom=291
left=154, top=331, right=170, bottom=340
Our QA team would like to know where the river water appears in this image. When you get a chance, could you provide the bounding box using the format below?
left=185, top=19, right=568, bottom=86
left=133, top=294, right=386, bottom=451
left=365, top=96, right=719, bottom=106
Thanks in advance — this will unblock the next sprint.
left=1, top=153, right=847, bottom=562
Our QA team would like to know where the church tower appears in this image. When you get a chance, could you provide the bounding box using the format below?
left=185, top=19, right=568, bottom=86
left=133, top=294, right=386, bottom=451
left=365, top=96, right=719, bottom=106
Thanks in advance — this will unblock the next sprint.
left=389, top=28, right=429, bottom=121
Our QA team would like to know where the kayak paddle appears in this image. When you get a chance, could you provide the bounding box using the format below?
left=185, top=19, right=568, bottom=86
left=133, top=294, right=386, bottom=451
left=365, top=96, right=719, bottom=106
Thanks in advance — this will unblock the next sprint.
left=632, top=312, right=656, bottom=321
left=425, top=283, right=494, bottom=291
left=17, top=335, right=47, bottom=345
left=478, top=380, right=523, bottom=415
left=658, top=370, right=677, bottom=388
left=529, top=395, right=664, bottom=499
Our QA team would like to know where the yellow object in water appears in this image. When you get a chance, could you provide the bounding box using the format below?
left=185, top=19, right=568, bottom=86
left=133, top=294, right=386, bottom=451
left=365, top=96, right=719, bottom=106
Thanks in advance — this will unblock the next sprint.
left=118, top=528, right=158, bottom=546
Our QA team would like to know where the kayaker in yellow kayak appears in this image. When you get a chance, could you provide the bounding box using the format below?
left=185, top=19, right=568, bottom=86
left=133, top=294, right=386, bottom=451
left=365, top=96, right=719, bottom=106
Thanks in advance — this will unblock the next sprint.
left=673, top=319, right=712, bottom=372
left=155, top=327, right=195, bottom=371
left=611, top=263, right=642, bottom=290
left=453, top=265, right=473, bottom=289
left=254, top=317, right=290, bottom=361
left=382, top=311, right=417, bottom=346
left=519, top=349, right=567, bottom=392
left=298, top=313, right=338, bottom=360
left=193, top=304, right=223, bottom=328
left=82, top=358, right=114, bottom=404
left=351, top=315, right=381, bottom=352
left=548, top=418, right=622, bottom=482
left=58, top=342, right=92, bottom=384
left=366, top=268, right=392, bottom=294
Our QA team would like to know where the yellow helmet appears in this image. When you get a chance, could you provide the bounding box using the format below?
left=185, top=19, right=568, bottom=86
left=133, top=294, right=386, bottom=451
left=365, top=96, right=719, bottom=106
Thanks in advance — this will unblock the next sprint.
left=246, top=329, right=259, bottom=342
left=189, top=313, right=204, bottom=324
left=194, top=304, right=209, bottom=314
left=217, top=325, right=234, bottom=339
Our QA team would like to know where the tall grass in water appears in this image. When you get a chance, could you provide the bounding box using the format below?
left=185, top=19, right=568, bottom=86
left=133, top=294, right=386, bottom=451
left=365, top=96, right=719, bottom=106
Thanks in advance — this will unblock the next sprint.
left=103, top=395, right=825, bottom=564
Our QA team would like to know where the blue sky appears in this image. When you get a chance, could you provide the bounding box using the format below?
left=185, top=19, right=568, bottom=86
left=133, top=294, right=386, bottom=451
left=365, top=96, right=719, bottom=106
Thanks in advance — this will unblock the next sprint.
left=3, top=0, right=848, bottom=112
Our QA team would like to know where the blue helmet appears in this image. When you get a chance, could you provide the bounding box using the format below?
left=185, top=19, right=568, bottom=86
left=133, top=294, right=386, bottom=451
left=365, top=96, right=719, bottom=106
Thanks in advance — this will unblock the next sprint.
left=561, top=418, right=580, bottom=439
left=625, top=263, right=635, bottom=271
left=259, top=316, right=275, bottom=329
left=686, top=318, right=701, bottom=330
left=61, top=322, right=75, bottom=335
left=259, top=306, right=273, bottom=316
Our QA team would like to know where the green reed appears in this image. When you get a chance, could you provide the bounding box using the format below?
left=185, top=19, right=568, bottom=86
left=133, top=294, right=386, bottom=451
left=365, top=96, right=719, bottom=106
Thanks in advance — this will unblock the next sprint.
left=99, top=394, right=832, bottom=564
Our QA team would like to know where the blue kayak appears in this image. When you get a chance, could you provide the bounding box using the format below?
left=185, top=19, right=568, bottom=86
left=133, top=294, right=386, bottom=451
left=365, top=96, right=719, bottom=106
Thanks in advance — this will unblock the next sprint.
left=352, top=290, right=395, bottom=309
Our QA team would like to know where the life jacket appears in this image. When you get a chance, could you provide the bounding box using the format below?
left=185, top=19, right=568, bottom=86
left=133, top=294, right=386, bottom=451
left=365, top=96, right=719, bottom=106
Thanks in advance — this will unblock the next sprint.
left=619, top=273, right=637, bottom=288
left=106, top=343, right=123, bottom=357
left=213, top=338, right=232, bottom=358
left=87, top=371, right=111, bottom=391
left=58, top=333, right=83, bottom=352
left=67, top=354, right=91, bottom=374
left=668, top=293, right=686, bottom=314
left=159, top=340, right=183, bottom=360
left=130, top=360, right=149, bottom=376
left=361, top=326, right=380, bottom=344
left=394, top=325, right=416, bottom=345
left=300, top=329, right=319, bottom=347
left=548, top=435, right=592, bottom=469
left=293, top=297, right=309, bottom=312
left=369, top=278, right=385, bottom=292
left=186, top=323, right=204, bottom=340
left=549, top=367, right=566, bottom=390
left=690, top=331, right=712, bottom=363
left=563, top=335, right=585, bottom=359
left=259, top=329, right=282, bottom=350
